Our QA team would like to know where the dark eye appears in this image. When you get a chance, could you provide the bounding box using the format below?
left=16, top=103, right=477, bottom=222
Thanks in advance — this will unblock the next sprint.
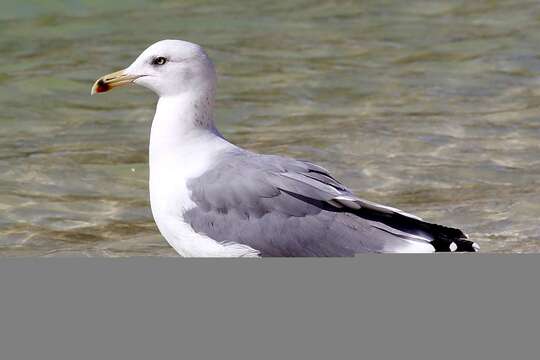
left=152, top=57, right=167, bottom=66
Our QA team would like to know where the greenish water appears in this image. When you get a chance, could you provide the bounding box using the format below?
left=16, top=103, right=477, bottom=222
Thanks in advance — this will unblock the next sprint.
left=1, top=0, right=540, bottom=255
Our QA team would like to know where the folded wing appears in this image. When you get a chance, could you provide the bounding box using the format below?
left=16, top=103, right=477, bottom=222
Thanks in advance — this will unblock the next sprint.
left=184, top=150, right=478, bottom=256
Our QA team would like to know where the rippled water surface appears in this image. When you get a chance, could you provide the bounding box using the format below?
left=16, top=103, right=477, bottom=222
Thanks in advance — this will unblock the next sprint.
left=1, top=0, right=540, bottom=255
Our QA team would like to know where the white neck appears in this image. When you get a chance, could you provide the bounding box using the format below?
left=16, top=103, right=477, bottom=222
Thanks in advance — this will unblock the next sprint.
left=148, top=89, right=237, bottom=197
left=148, top=91, right=249, bottom=257
left=149, top=91, right=234, bottom=160
left=151, top=92, right=216, bottom=143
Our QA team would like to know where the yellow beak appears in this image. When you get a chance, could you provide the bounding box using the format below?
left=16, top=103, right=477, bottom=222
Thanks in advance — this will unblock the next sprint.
left=91, top=69, right=141, bottom=95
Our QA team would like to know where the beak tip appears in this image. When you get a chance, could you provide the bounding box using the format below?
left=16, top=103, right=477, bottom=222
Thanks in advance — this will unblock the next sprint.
left=91, top=79, right=109, bottom=95
left=90, top=80, right=100, bottom=95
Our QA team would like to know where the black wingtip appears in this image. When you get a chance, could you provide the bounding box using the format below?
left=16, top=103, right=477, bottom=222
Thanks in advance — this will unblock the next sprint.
left=452, top=239, right=480, bottom=252
left=425, top=224, right=478, bottom=252
left=350, top=204, right=478, bottom=253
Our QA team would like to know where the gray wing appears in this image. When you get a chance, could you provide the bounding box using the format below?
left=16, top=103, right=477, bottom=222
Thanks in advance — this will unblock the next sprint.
left=184, top=150, right=474, bottom=256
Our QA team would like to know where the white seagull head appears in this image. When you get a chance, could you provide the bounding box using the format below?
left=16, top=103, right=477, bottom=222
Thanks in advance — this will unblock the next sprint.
left=92, top=39, right=216, bottom=97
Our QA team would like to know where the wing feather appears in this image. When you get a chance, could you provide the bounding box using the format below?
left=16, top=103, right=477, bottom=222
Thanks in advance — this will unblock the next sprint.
left=184, top=150, right=473, bottom=256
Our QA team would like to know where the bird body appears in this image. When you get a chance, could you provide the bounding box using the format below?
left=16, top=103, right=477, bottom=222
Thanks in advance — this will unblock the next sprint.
left=92, top=39, right=479, bottom=256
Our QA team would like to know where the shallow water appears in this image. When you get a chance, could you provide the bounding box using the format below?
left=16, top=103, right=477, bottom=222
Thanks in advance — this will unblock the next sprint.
left=1, top=0, right=539, bottom=256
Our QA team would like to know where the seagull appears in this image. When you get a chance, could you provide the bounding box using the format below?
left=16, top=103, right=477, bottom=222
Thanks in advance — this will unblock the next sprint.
left=91, top=39, right=479, bottom=257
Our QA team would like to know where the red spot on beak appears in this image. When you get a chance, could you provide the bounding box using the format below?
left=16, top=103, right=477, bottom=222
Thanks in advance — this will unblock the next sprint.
left=95, top=79, right=110, bottom=93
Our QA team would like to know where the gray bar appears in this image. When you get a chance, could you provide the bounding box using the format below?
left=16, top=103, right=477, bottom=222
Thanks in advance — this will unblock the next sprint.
left=0, top=256, right=539, bottom=360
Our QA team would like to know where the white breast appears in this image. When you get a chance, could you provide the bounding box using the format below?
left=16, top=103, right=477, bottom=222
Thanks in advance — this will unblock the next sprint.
left=148, top=129, right=259, bottom=258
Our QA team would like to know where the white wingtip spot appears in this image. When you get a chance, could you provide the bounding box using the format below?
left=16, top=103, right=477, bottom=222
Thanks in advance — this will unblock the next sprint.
left=449, top=242, right=458, bottom=252
left=472, top=242, right=480, bottom=252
